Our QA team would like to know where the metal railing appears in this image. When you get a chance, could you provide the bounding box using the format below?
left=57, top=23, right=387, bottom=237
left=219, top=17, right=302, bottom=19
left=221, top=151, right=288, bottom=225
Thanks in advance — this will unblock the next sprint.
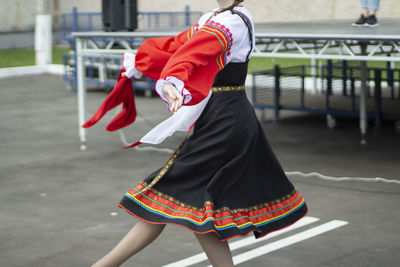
left=72, top=26, right=400, bottom=148
left=252, top=61, right=400, bottom=131
left=61, top=6, right=202, bottom=43
left=61, top=7, right=202, bottom=91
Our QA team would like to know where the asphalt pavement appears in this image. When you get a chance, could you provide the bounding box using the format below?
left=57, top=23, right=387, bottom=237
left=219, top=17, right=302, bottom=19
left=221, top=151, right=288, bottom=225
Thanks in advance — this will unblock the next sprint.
left=0, top=74, right=399, bottom=267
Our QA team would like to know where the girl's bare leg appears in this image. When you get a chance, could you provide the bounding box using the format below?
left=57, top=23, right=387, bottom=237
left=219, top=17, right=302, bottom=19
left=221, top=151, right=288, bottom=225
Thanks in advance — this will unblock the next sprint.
left=195, top=232, right=234, bottom=267
left=92, top=221, right=166, bottom=267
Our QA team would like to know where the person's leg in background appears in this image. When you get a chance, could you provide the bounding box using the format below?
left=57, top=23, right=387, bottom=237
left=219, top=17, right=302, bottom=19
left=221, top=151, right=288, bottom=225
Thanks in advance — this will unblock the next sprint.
left=352, top=0, right=380, bottom=26
left=365, top=0, right=380, bottom=26
left=361, top=0, right=370, bottom=17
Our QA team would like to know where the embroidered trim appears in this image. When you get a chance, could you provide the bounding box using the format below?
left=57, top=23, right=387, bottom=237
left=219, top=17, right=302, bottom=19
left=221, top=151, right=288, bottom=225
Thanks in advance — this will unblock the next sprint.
left=206, top=21, right=233, bottom=56
left=199, top=21, right=233, bottom=70
left=187, top=23, right=199, bottom=40
left=127, top=181, right=298, bottom=214
left=128, top=140, right=186, bottom=198
left=231, top=10, right=253, bottom=39
left=212, top=85, right=245, bottom=92
left=231, top=9, right=254, bottom=60
left=122, top=186, right=305, bottom=229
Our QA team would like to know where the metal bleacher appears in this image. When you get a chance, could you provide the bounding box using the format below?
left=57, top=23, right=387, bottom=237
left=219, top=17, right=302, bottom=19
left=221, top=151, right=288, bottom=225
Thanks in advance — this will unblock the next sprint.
left=252, top=61, right=400, bottom=132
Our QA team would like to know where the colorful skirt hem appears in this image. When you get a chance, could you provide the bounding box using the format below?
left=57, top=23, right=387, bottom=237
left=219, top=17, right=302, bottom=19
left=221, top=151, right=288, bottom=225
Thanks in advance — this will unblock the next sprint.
left=118, top=182, right=308, bottom=241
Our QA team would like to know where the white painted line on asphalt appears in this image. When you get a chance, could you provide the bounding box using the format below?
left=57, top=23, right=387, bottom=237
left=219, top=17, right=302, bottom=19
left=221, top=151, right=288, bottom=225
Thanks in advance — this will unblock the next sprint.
left=228, top=220, right=349, bottom=266
left=229, top=216, right=320, bottom=250
left=162, top=216, right=320, bottom=267
left=162, top=253, right=206, bottom=267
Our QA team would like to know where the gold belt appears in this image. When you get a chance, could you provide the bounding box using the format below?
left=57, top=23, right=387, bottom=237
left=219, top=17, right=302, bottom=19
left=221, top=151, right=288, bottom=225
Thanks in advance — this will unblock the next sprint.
left=211, top=85, right=245, bottom=93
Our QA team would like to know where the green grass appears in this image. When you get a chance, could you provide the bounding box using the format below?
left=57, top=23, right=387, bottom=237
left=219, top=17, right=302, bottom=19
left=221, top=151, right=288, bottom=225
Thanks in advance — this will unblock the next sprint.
left=248, top=57, right=397, bottom=73
left=0, top=47, right=71, bottom=68
left=0, top=47, right=397, bottom=74
left=248, top=57, right=311, bottom=73
left=248, top=56, right=398, bottom=80
left=52, top=47, right=72, bottom=64
left=0, top=49, right=35, bottom=68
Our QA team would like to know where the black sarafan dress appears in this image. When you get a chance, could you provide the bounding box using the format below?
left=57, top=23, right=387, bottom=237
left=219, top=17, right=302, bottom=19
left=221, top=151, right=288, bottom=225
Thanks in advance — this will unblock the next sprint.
left=119, top=6, right=308, bottom=241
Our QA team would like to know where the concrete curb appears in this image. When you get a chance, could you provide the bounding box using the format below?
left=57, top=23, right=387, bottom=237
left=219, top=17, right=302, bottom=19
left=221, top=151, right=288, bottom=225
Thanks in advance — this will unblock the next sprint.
left=0, top=64, right=64, bottom=79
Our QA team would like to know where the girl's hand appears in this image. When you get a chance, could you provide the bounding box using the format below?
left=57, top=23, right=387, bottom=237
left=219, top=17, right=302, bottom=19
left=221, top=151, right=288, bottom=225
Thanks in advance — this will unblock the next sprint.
left=121, top=72, right=126, bottom=77
left=163, top=82, right=183, bottom=112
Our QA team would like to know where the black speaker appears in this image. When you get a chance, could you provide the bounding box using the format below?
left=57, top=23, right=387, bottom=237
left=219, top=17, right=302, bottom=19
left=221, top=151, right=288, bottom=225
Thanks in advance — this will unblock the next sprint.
left=102, top=0, right=138, bottom=31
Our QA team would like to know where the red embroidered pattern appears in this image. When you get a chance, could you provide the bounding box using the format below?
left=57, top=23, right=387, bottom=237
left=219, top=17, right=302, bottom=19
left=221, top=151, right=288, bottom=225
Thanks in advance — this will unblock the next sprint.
left=206, top=20, right=233, bottom=56
left=187, top=22, right=200, bottom=39
left=129, top=181, right=298, bottom=214
left=122, top=185, right=305, bottom=232
left=198, top=21, right=233, bottom=69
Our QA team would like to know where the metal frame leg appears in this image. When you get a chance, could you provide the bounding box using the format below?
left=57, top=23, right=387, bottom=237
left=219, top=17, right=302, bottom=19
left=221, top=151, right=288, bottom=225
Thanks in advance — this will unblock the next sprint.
left=273, top=65, right=281, bottom=121
left=374, top=69, right=382, bottom=133
left=359, top=43, right=368, bottom=145
left=311, top=55, right=317, bottom=94
left=76, top=37, right=88, bottom=151
left=260, top=108, right=267, bottom=122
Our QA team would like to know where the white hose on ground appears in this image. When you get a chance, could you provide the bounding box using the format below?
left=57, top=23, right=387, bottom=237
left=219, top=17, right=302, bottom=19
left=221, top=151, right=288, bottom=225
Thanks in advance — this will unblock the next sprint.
left=286, top=171, right=400, bottom=185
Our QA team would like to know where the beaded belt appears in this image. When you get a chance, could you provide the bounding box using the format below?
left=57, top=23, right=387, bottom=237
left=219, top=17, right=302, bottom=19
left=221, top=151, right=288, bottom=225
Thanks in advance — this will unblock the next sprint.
left=211, top=85, right=245, bottom=93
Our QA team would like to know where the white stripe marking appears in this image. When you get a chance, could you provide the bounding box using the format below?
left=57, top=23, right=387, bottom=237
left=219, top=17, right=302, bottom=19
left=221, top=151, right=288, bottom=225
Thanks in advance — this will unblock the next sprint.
left=228, top=220, right=349, bottom=266
left=229, top=216, right=320, bottom=250
left=162, top=216, right=319, bottom=267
